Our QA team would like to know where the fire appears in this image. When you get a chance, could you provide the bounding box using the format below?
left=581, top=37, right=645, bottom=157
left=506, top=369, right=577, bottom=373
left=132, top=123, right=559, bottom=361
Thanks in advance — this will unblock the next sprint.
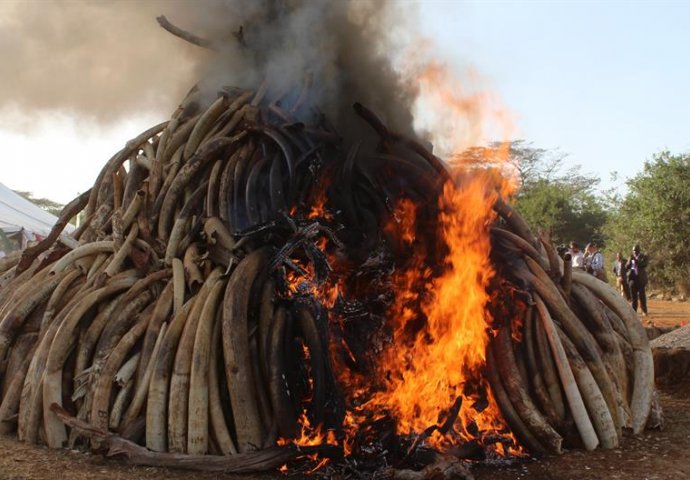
left=307, top=191, right=333, bottom=221
left=384, top=197, right=418, bottom=247
left=277, top=412, right=337, bottom=473
left=408, top=56, right=516, bottom=160
left=365, top=174, right=505, bottom=448
left=279, top=43, right=522, bottom=463
left=340, top=55, right=518, bottom=452
left=279, top=412, right=338, bottom=447
left=283, top=256, right=340, bottom=309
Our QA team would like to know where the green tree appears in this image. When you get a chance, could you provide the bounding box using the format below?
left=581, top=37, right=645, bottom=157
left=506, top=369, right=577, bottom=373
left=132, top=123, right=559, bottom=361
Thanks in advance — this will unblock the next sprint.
left=516, top=178, right=607, bottom=247
left=605, top=151, right=690, bottom=291
left=461, top=141, right=608, bottom=247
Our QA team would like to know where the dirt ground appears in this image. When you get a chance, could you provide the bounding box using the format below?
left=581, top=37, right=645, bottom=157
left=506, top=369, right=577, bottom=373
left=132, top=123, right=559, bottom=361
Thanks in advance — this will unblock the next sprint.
left=0, top=299, right=688, bottom=480
left=643, top=299, right=690, bottom=329
left=473, top=390, right=690, bottom=480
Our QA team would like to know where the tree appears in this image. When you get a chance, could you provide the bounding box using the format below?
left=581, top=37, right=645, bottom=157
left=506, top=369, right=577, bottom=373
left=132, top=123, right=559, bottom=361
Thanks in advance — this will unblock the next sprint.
left=604, top=151, right=690, bottom=291
left=459, top=141, right=608, bottom=247
left=13, top=191, right=64, bottom=217
left=516, top=178, right=607, bottom=247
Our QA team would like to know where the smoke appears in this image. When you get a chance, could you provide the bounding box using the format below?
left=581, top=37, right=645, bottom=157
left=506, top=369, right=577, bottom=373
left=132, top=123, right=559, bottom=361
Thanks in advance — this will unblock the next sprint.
left=191, top=0, right=419, bottom=139
left=0, top=0, right=201, bottom=125
left=0, top=0, right=419, bottom=139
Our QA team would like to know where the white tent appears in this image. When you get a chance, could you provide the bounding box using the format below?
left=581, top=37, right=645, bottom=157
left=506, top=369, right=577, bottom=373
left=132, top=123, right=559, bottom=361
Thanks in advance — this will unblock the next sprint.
left=0, top=182, right=73, bottom=245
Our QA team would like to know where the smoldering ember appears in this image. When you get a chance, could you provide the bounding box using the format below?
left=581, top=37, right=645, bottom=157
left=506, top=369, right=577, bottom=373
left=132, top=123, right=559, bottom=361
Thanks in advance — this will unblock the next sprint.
left=0, top=6, right=658, bottom=480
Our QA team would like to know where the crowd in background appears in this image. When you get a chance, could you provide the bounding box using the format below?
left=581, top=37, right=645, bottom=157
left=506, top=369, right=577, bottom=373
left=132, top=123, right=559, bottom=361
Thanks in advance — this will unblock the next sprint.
left=565, top=241, right=649, bottom=317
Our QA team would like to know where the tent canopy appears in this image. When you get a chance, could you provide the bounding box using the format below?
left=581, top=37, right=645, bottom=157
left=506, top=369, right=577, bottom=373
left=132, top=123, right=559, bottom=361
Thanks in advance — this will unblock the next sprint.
left=0, top=182, right=73, bottom=238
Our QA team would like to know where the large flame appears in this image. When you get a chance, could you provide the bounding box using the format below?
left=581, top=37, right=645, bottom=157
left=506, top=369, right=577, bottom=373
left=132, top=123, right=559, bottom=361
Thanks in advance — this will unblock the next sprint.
left=355, top=61, right=518, bottom=450
left=366, top=175, right=505, bottom=448
left=281, top=60, right=520, bottom=459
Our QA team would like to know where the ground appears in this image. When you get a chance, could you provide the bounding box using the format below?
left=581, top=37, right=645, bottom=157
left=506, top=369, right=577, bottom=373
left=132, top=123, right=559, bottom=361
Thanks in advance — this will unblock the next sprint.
left=473, top=390, right=690, bottom=480
left=0, top=300, right=688, bottom=480
left=643, top=299, right=690, bottom=329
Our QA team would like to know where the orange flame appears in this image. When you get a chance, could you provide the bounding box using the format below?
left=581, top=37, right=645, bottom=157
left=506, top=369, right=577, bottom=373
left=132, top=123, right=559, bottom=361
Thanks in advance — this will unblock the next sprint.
left=281, top=48, right=524, bottom=463
left=366, top=175, right=505, bottom=447
left=384, top=197, right=418, bottom=247
left=403, top=42, right=517, bottom=161
left=355, top=55, right=518, bottom=449
left=279, top=412, right=337, bottom=447
left=307, top=192, right=333, bottom=221
left=283, top=254, right=339, bottom=309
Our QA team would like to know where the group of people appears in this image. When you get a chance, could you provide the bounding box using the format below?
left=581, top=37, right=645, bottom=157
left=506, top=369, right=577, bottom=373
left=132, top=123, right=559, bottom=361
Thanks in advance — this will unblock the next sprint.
left=567, top=241, right=607, bottom=280
left=567, top=242, right=649, bottom=317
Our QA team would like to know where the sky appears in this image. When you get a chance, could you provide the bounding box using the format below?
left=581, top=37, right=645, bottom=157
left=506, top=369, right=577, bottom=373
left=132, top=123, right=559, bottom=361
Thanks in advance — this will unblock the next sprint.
left=421, top=1, right=690, bottom=187
left=2, top=0, right=690, bottom=204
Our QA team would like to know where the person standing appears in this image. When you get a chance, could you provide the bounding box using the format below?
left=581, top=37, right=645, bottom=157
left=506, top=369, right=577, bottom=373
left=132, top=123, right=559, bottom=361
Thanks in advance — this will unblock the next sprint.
left=568, top=241, right=585, bottom=270
left=586, top=242, right=607, bottom=281
left=613, top=252, right=630, bottom=300
left=626, top=244, right=649, bottom=316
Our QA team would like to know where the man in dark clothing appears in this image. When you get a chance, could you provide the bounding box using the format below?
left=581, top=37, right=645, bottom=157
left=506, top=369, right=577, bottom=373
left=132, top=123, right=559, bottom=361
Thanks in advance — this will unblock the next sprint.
left=626, top=245, right=649, bottom=316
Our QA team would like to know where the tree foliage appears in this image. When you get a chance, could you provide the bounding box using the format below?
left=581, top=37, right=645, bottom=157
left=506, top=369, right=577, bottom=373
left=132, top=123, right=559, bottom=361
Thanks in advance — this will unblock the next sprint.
left=604, top=151, right=690, bottom=291
left=461, top=141, right=608, bottom=247
left=516, top=179, right=607, bottom=247
left=460, top=142, right=689, bottom=291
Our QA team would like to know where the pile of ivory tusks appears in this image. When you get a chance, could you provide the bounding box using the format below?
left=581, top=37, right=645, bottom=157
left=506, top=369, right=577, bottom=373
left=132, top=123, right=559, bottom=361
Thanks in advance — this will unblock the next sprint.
left=487, top=199, right=658, bottom=454
left=0, top=76, right=659, bottom=471
left=0, top=83, right=344, bottom=468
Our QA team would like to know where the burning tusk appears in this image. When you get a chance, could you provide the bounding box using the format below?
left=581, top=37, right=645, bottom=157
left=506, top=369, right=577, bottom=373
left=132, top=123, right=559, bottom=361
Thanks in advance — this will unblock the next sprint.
left=294, top=303, right=327, bottom=426
left=485, top=347, right=546, bottom=454
left=268, top=305, right=299, bottom=439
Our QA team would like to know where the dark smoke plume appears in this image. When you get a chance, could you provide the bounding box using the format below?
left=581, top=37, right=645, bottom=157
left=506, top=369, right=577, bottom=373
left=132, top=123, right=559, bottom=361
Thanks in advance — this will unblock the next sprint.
left=0, top=0, right=419, bottom=139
